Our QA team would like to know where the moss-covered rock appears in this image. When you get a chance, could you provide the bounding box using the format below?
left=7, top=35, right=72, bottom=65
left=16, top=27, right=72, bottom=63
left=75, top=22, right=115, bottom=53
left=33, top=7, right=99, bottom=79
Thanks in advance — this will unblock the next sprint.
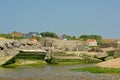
left=104, top=56, right=114, bottom=61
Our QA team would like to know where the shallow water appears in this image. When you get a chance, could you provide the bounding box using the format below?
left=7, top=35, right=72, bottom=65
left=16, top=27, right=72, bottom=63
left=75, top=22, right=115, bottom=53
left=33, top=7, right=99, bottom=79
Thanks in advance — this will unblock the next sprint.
left=0, top=64, right=120, bottom=80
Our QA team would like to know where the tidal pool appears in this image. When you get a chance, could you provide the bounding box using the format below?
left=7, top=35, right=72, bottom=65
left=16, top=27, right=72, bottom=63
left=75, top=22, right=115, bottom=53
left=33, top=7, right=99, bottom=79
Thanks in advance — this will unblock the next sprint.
left=0, top=64, right=120, bottom=80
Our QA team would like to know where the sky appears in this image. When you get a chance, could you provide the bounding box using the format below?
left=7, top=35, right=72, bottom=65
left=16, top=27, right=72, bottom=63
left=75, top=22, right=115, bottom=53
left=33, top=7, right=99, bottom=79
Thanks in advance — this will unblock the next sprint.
left=0, top=0, right=120, bottom=38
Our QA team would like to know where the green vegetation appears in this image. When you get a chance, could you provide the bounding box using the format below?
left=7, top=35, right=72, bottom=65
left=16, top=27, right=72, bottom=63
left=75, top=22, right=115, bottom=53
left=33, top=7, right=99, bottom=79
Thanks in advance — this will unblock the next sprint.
left=63, top=34, right=77, bottom=40
left=0, top=32, right=104, bottom=42
left=107, top=50, right=115, bottom=56
left=14, top=53, right=45, bottom=60
left=47, top=58, right=84, bottom=65
left=82, top=57, right=102, bottom=63
left=0, top=33, right=24, bottom=40
left=1, top=52, right=102, bottom=67
left=2, top=60, right=47, bottom=68
left=47, top=52, right=102, bottom=65
left=53, top=52, right=76, bottom=56
left=40, top=32, right=58, bottom=38
left=12, top=36, right=24, bottom=40
left=31, top=36, right=41, bottom=41
left=48, top=57, right=101, bottom=65
left=0, top=33, right=12, bottom=39
left=79, top=34, right=102, bottom=40
left=79, top=34, right=102, bottom=44
left=71, top=66, right=120, bottom=73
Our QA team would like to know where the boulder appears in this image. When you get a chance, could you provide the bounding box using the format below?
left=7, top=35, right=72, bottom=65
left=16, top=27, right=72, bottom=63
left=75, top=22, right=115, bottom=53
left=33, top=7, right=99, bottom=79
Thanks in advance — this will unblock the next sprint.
left=0, top=42, right=6, bottom=50
left=5, top=42, right=13, bottom=48
left=94, top=52, right=108, bottom=60
left=12, top=41, right=21, bottom=47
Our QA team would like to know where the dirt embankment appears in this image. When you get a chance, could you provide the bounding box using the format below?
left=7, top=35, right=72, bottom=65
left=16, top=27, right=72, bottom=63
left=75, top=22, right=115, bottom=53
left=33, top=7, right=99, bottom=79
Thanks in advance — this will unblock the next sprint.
left=96, top=58, right=120, bottom=68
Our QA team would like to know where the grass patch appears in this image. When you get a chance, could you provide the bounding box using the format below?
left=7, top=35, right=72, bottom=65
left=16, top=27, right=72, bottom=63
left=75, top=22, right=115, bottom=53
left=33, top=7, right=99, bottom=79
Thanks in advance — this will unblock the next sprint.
left=58, top=61, right=82, bottom=65
left=71, top=66, right=120, bottom=73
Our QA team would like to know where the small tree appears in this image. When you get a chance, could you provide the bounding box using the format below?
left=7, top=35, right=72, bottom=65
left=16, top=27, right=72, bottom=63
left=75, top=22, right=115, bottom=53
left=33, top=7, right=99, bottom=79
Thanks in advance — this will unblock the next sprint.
left=0, top=33, right=13, bottom=39
left=40, top=32, right=58, bottom=38
left=79, top=34, right=102, bottom=44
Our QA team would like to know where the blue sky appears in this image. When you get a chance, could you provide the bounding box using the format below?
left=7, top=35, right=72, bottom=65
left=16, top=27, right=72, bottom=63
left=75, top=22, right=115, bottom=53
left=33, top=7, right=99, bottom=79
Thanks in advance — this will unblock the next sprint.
left=0, top=0, right=120, bottom=38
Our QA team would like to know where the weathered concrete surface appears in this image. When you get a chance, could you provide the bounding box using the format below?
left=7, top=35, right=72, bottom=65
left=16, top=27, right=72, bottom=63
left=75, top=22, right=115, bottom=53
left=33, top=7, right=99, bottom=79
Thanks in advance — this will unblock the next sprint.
left=40, top=38, right=86, bottom=52
left=114, top=50, right=120, bottom=58
left=66, top=51, right=97, bottom=57
left=94, top=52, right=108, bottom=59
left=101, top=47, right=115, bottom=52
left=0, top=39, right=45, bottom=66
left=0, top=49, right=19, bottom=66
